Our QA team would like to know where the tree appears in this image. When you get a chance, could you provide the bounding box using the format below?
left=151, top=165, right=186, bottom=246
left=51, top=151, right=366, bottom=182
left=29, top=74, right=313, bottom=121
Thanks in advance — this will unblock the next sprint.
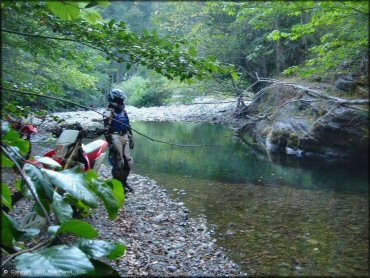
left=1, top=1, right=237, bottom=275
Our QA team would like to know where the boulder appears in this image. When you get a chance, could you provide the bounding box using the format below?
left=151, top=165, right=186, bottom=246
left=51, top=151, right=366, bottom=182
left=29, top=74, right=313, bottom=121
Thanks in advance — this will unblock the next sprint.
left=335, top=76, right=356, bottom=92
left=239, top=84, right=368, bottom=159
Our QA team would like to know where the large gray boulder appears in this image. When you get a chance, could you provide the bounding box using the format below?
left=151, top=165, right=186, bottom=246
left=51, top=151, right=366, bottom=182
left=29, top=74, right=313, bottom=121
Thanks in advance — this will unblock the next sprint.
left=335, top=75, right=356, bottom=92
left=239, top=84, right=368, bottom=159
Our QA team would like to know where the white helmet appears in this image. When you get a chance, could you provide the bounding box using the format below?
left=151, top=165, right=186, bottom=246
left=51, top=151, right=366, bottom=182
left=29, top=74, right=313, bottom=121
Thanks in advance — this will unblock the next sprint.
left=107, top=89, right=127, bottom=103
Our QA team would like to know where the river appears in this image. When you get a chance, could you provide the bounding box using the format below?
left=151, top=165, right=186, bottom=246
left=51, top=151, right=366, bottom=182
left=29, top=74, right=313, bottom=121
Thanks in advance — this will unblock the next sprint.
left=130, top=121, right=368, bottom=276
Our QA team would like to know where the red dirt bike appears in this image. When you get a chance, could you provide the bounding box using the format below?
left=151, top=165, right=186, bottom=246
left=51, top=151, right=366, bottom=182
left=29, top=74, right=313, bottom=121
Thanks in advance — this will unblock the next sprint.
left=26, top=125, right=108, bottom=172
left=6, top=115, right=38, bottom=159
left=12, top=126, right=109, bottom=227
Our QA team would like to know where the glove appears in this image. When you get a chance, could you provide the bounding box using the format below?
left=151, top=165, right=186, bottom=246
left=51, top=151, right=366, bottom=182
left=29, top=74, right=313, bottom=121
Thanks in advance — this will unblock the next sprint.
left=129, top=138, right=134, bottom=149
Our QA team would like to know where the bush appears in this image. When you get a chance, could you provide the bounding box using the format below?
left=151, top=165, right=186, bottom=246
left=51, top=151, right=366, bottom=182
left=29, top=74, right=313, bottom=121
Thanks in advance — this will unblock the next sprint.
left=118, top=75, right=172, bottom=107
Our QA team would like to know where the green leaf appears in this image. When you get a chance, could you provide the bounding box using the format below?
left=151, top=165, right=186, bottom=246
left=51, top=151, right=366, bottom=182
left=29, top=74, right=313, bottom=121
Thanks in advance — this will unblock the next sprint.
left=108, top=19, right=115, bottom=28
left=187, top=78, right=194, bottom=85
left=106, top=179, right=125, bottom=208
left=90, top=179, right=119, bottom=220
left=97, top=1, right=111, bottom=7
left=1, top=211, right=14, bottom=247
left=1, top=183, right=12, bottom=209
left=1, top=152, right=14, bottom=168
left=42, top=166, right=98, bottom=208
left=65, top=196, right=91, bottom=217
left=15, top=245, right=95, bottom=276
left=4, top=129, right=20, bottom=140
left=23, top=163, right=54, bottom=201
left=3, top=212, right=40, bottom=241
left=189, top=46, right=197, bottom=57
left=86, top=171, right=125, bottom=218
left=209, top=63, right=219, bottom=73
left=58, top=220, right=98, bottom=239
left=52, top=192, right=73, bottom=224
left=48, top=225, right=60, bottom=240
left=15, top=179, right=24, bottom=192
left=90, top=259, right=120, bottom=277
left=35, top=156, right=62, bottom=170
left=231, top=71, right=239, bottom=81
left=46, top=2, right=80, bottom=20
left=76, top=240, right=125, bottom=259
left=84, top=169, right=98, bottom=182
left=83, top=11, right=103, bottom=24
left=107, top=242, right=126, bottom=260
left=12, top=138, right=30, bottom=156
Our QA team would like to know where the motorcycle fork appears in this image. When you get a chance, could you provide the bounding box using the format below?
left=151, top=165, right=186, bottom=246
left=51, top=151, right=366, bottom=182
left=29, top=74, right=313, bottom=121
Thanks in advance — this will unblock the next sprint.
left=64, top=139, right=82, bottom=170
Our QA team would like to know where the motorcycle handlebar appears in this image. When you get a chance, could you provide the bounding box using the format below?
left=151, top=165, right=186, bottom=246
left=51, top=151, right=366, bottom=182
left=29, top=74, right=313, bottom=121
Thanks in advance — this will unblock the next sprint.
left=48, top=123, right=107, bottom=139
left=80, top=128, right=107, bottom=139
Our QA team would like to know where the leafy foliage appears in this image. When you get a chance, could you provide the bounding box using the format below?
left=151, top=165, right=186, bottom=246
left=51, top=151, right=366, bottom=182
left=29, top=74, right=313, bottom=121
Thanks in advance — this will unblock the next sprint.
left=15, top=245, right=95, bottom=276
left=1, top=0, right=239, bottom=122
left=1, top=123, right=126, bottom=275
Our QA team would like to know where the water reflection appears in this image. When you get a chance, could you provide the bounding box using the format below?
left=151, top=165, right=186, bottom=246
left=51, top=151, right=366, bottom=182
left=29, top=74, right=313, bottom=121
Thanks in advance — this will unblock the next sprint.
left=131, top=121, right=368, bottom=276
left=132, top=121, right=368, bottom=193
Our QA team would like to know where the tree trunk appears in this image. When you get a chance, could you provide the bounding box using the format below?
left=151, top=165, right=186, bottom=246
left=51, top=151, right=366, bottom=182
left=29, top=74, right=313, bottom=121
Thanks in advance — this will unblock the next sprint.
left=300, top=8, right=308, bottom=55
left=273, top=19, right=285, bottom=74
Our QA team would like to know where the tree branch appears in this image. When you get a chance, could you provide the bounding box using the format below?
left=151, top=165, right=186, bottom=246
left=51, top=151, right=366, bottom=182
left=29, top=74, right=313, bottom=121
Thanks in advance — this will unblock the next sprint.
left=256, top=77, right=369, bottom=105
left=338, top=1, right=369, bottom=16
left=1, top=28, right=104, bottom=53
left=0, top=144, right=52, bottom=226
left=1, top=240, right=49, bottom=267
left=1, top=28, right=141, bottom=67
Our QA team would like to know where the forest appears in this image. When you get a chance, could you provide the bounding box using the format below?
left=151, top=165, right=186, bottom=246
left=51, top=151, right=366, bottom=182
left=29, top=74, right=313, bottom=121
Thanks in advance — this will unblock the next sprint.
left=1, top=1, right=369, bottom=277
left=3, top=1, right=368, bottom=111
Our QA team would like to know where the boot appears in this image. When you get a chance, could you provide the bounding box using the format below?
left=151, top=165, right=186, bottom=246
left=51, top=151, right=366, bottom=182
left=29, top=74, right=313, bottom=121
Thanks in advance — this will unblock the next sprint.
left=123, top=182, right=134, bottom=193
left=112, top=168, right=133, bottom=194
left=121, top=167, right=133, bottom=193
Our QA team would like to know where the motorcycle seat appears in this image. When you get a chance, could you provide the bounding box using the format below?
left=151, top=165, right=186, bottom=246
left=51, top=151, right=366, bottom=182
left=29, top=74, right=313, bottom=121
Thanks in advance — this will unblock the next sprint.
left=82, top=139, right=106, bottom=154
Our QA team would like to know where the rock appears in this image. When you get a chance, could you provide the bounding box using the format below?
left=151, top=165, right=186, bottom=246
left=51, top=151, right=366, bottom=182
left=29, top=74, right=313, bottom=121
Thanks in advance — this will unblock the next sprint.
left=136, top=205, right=147, bottom=210
left=335, top=75, right=356, bottom=92
left=168, top=251, right=177, bottom=259
left=152, top=213, right=166, bottom=222
left=167, top=265, right=177, bottom=272
left=175, top=242, right=183, bottom=249
left=240, top=84, right=369, bottom=159
left=226, top=230, right=235, bottom=237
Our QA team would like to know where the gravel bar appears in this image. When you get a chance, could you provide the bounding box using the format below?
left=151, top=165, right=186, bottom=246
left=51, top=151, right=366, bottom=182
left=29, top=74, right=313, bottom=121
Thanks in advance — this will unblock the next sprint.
left=94, top=164, right=245, bottom=276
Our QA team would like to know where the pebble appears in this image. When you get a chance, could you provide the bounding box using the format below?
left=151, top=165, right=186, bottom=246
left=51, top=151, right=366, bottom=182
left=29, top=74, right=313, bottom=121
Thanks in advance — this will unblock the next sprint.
left=136, top=205, right=147, bottom=210
left=168, top=251, right=177, bottom=259
left=167, top=265, right=177, bottom=272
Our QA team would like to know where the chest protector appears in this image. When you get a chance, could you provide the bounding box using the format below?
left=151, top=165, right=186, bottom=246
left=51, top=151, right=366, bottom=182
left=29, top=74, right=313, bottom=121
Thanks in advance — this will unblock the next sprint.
left=112, top=111, right=129, bottom=133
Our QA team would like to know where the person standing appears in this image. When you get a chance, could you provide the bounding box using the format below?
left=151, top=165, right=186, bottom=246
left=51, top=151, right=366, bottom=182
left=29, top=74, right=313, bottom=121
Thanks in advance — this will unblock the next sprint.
left=103, top=89, right=134, bottom=193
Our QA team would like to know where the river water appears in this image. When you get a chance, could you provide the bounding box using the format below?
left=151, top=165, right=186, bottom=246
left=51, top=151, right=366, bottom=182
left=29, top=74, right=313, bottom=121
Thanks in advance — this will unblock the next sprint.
left=130, top=121, right=368, bottom=276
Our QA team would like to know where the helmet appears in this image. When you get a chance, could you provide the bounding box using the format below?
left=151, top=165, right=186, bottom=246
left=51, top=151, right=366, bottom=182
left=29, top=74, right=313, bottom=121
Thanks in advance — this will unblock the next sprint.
left=107, top=89, right=127, bottom=103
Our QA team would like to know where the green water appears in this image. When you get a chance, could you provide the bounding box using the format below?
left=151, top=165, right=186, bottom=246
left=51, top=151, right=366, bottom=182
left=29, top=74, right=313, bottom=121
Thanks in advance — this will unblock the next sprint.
left=130, top=121, right=369, bottom=276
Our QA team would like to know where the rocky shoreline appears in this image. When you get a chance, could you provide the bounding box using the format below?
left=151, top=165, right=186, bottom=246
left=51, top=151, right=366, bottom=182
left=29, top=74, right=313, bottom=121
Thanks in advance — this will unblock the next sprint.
left=11, top=101, right=246, bottom=276
left=93, top=164, right=243, bottom=276
left=4, top=163, right=244, bottom=276
left=41, top=97, right=240, bottom=131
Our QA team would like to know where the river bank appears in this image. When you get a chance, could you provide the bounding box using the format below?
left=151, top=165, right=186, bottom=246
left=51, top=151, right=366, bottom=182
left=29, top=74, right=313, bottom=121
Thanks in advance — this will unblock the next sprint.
left=93, top=164, right=243, bottom=276
left=3, top=142, right=244, bottom=276
left=40, top=97, right=240, bottom=131
left=16, top=104, right=246, bottom=276
left=8, top=98, right=368, bottom=276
